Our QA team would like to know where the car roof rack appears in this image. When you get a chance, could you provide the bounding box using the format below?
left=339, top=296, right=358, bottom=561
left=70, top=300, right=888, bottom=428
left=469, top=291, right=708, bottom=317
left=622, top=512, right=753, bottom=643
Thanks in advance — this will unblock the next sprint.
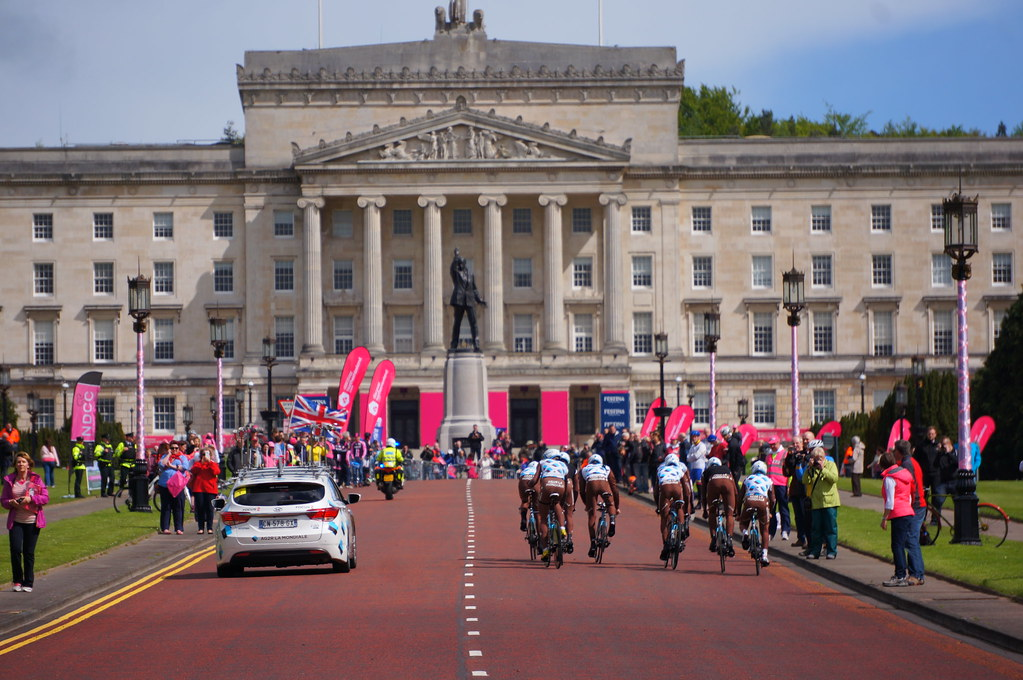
left=234, top=464, right=335, bottom=484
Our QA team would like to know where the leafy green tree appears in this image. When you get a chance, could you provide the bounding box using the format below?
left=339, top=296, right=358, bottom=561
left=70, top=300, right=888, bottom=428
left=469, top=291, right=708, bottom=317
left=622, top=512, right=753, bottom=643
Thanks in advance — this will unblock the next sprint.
left=678, top=85, right=748, bottom=137
left=220, top=121, right=243, bottom=145
left=971, top=289, right=1023, bottom=479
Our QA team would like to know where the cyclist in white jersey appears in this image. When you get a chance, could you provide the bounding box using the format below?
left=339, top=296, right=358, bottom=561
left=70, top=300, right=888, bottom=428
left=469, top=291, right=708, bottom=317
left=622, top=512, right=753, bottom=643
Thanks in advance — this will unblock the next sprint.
left=577, top=453, right=620, bottom=558
left=654, top=453, right=692, bottom=560
left=518, top=459, right=540, bottom=531
left=528, top=450, right=571, bottom=560
left=739, top=460, right=776, bottom=565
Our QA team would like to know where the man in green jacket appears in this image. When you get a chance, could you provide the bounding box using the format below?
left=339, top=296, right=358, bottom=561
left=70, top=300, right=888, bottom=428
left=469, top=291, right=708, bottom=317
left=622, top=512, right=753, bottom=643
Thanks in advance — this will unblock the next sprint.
left=799, top=441, right=840, bottom=560
left=94, top=433, right=115, bottom=497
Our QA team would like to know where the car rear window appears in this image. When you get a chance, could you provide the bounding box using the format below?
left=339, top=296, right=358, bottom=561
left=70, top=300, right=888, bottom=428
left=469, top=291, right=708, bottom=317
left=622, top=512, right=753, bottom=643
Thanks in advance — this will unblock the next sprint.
left=232, top=482, right=325, bottom=507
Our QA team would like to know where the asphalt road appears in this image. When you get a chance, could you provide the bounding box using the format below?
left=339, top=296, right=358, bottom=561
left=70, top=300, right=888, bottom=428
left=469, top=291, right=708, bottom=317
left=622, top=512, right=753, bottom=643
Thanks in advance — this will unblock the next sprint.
left=6, top=480, right=1022, bottom=680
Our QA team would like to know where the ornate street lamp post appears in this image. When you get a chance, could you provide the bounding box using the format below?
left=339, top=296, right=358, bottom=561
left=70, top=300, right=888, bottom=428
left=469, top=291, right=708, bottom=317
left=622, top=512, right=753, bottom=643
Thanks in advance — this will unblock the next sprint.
left=0, top=365, right=11, bottom=427
left=235, top=388, right=246, bottom=431
left=703, top=311, right=721, bottom=433
left=653, top=333, right=671, bottom=441
left=675, top=375, right=682, bottom=407
left=182, top=404, right=194, bottom=435
left=260, top=337, right=278, bottom=435
left=209, top=395, right=219, bottom=453
left=895, top=383, right=908, bottom=420
left=27, top=392, right=39, bottom=460
left=61, top=381, right=70, bottom=430
left=737, top=398, right=749, bottom=426
left=209, top=316, right=228, bottom=456
left=247, top=381, right=254, bottom=426
left=782, top=267, right=805, bottom=441
left=911, top=355, right=925, bottom=446
left=127, top=273, right=152, bottom=511
left=859, top=372, right=867, bottom=414
left=943, top=186, right=981, bottom=545
left=686, top=382, right=694, bottom=408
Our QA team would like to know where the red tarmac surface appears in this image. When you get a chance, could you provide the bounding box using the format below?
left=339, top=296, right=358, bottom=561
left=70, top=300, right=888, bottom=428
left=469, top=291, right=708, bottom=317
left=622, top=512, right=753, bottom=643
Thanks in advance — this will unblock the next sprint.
left=1, top=479, right=1022, bottom=679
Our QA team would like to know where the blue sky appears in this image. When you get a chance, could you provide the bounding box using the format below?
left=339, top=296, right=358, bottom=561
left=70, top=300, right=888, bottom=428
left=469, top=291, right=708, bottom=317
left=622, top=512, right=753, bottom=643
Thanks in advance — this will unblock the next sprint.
left=2, top=0, right=1020, bottom=146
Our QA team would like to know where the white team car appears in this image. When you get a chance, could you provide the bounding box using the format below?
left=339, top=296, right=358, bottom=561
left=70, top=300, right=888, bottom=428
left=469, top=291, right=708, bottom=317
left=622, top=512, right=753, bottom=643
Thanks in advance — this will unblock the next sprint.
left=213, top=466, right=359, bottom=577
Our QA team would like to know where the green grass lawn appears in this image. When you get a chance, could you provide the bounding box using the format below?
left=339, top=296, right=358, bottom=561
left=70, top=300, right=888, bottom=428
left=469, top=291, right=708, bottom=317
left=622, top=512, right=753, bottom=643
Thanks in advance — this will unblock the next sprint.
left=837, top=477, right=1023, bottom=522
left=837, top=504, right=1023, bottom=600
left=28, top=465, right=129, bottom=507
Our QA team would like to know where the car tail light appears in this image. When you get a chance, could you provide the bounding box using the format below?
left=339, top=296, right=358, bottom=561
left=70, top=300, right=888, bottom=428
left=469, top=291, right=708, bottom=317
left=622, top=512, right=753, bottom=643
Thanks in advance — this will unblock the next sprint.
left=221, top=511, right=251, bottom=526
left=306, top=507, right=340, bottom=521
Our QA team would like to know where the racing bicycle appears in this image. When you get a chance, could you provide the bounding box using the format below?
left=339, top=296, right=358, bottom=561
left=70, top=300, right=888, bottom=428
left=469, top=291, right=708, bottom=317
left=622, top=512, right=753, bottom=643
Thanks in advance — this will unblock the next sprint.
left=543, top=493, right=565, bottom=569
left=746, top=506, right=763, bottom=575
left=711, top=499, right=731, bottom=574
left=663, top=499, right=688, bottom=570
left=593, top=492, right=613, bottom=564
left=524, top=489, right=540, bottom=561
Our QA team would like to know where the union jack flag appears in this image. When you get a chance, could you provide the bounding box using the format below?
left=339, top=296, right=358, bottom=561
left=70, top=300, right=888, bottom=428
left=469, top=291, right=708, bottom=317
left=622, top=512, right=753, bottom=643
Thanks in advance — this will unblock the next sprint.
left=288, top=394, right=347, bottom=440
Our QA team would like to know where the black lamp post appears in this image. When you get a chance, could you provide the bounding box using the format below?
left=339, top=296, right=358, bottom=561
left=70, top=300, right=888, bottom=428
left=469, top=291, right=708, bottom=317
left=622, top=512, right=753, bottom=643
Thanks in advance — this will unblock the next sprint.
left=783, top=267, right=805, bottom=440
left=675, top=375, right=682, bottom=407
left=27, top=392, right=39, bottom=459
left=182, top=404, right=194, bottom=435
left=209, top=317, right=228, bottom=456
left=653, top=333, right=671, bottom=441
left=127, top=273, right=152, bottom=511
left=0, top=365, right=10, bottom=427
left=235, top=388, right=246, bottom=431
left=686, top=382, right=694, bottom=408
left=704, top=311, right=721, bottom=433
left=943, top=185, right=981, bottom=545
left=894, top=383, right=908, bottom=419
left=859, top=372, right=866, bottom=414
left=61, top=381, right=70, bottom=431
left=246, top=381, right=254, bottom=426
left=260, top=337, right=278, bottom=434
left=737, top=398, right=749, bottom=426
left=209, top=395, right=219, bottom=451
left=911, top=355, right=925, bottom=447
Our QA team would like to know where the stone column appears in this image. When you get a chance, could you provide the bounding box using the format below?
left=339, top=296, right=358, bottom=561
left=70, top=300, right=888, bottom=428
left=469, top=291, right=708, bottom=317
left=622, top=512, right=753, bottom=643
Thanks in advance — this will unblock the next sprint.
left=358, top=195, right=387, bottom=354
left=418, top=195, right=447, bottom=352
left=539, top=194, right=568, bottom=350
left=479, top=194, right=507, bottom=351
left=600, top=192, right=628, bottom=351
left=298, top=197, right=326, bottom=355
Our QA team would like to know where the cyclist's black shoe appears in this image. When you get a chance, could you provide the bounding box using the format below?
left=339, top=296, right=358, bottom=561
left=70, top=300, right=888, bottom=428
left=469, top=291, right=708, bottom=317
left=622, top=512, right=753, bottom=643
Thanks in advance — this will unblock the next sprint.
left=727, top=540, right=735, bottom=557
left=519, top=509, right=527, bottom=532
left=741, top=533, right=751, bottom=550
left=660, top=545, right=669, bottom=561
left=608, top=519, right=616, bottom=537
left=709, top=539, right=717, bottom=553
left=588, top=542, right=597, bottom=558
left=565, top=536, right=574, bottom=554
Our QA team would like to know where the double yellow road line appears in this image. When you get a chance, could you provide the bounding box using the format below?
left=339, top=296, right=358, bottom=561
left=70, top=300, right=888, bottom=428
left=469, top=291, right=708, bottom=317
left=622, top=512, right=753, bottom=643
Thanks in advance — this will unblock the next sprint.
left=0, top=546, right=214, bottom=655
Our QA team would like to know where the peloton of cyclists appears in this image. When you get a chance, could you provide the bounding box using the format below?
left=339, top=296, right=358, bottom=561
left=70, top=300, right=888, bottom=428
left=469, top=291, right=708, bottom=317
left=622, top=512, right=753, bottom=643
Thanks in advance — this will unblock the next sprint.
left=738, top=460, right=776, bottom=566
left=576, top=453, right=620, bottom=558
left=527, top=449, right=573, bottom=561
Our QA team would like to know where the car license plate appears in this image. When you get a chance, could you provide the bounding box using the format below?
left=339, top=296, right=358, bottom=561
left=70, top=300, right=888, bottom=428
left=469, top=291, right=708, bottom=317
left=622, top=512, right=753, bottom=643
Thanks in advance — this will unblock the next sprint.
left=258, top=518, right=298, bottom=529
left=383, top=474, right=394, bottom=482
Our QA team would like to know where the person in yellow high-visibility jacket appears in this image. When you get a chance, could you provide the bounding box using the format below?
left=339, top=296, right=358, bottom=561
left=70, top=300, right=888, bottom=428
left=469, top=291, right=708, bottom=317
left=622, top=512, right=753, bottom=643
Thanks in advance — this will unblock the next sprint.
left=375, top=439, right=405, bottom=488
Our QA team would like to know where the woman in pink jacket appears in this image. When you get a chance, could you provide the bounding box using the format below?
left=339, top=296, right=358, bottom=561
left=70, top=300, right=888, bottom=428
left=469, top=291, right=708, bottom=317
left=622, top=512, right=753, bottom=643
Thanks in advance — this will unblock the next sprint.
left=2, top=452, right=50, bottom=592
left=880, top=449, right=916, bottom=588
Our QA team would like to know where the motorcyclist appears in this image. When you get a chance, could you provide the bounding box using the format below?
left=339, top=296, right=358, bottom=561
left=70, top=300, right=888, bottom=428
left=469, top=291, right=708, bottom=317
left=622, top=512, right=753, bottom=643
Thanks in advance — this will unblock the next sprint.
left=375, top=438, right=405, bottom=488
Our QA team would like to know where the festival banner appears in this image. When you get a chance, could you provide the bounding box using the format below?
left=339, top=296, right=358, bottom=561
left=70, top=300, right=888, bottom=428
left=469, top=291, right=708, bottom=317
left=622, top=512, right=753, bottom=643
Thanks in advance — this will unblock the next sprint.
left=664, top=405, right=694, bottom=443
left=970, top=415, right=996, bottom=453
left=599, top=391, right=630, bottom=431
left=287, top=394, right=343, bottom=438
left=364, top=360, right=396, bottom=444
left=887, top=418, right=912, bottom=451
left=737, top=423, right=759, bottom=454
left=639, top=397, right=666, bottom=439
left=336, top=346, right=372, bottom=432
left=70, top=371, right=103, bottom=443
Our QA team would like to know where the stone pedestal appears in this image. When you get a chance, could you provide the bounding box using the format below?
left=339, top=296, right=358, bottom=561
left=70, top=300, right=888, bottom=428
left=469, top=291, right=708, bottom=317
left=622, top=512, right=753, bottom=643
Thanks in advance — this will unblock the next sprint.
left=436, top=350, right=495, bottom=452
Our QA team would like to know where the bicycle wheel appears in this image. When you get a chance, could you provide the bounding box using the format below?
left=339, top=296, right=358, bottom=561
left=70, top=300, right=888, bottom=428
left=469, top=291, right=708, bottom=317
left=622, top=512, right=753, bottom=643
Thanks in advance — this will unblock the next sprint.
left=554, top=529, right=565, bottom=569
left=717, top=525, right=727, bottom=574
left=670, top=522, right=681, bottom=570
left=112, top=487, right=129, bottom=513
left=978, top=503, right=1010, bottom=547
left=527, top=518, right=538, bottom=561
left=750, top=529, right=762, bottom=576
left=595, top=516, right=608, bottom=564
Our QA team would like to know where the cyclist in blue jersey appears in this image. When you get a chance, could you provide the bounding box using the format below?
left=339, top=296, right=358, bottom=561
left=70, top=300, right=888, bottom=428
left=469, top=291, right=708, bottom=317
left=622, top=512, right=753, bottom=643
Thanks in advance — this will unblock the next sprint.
left=739, top=460, right=776, bottom=565
left=577, top=453, right=620, bottom=558
left=518, top=459, right=540, bottom=531
left=654, top=453, right=692, bottom=560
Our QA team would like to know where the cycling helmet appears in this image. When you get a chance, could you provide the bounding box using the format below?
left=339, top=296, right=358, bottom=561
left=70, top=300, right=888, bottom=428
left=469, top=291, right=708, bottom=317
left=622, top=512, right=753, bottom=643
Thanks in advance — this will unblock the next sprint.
left=587, top=453, right=603, bottom=466
left=708, top=456, right=722, bottom=466
left=663, top=453, right=680, bottom=466
left=720, top=426, right=733, bottom=438
left=808, top=439, right=824, bottom=450
left=543, top=448, right=562, bottom=459
left=555, top=451, right=571, bottom=465
left=751, top=460, right=768, bottom=475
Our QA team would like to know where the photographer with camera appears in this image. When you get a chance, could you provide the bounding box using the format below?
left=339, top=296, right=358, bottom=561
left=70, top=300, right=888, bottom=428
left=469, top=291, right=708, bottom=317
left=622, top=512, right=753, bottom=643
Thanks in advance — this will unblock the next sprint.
left=785, top=434, right=811, bottom=548
left=190, top=445, right=221, bottom=535
left=800, top=442, right=840, bottom=560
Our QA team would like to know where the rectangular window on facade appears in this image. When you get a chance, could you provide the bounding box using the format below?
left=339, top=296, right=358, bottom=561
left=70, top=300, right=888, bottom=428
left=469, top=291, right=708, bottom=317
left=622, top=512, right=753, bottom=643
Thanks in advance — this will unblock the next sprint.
left=574, top=397, right=596, bottom=436
left=693, top=393, right=710, bottom=426
left=751, top=205, right=772, bottom=233
left=213, top=212, right=234, bottom=238
left=571, top=207, right=592, bottom=233
left=513, top=258, right=533, bottom=288
left=751, top=255, right=773, bottom=288
left=631, top=255, right=653, bottom=288
left=274, top=260, right=295, bottom=292
left=994, top=308, right=1008, bottom=343
left=33, top=213, right=53, bottom=241
left=813, top=311, right=834, bottom=354
left=153, top=397, right=176, bottom=431
left=392, top=209, right=413, bottom=236
left=34, top=263, right=54, bottom=295
left=872, top=310, right=894, bottom=356
left=693, top=312, right=707, bottom=354
left=275, top=316, right=295, bottom=358
left=94, top=319, right=114, bottom=362
left=631, top=206, right=652, bottom=233
left=811, top=205, right=832, bottom=233
left=97, top=398, right=115, bottom=424
left=752, top=390, right=776, bottom=426
left=333, top=316, right=355, bottom=354
left=933, top=309, right=954, bottom=355
left=36, top=398, right=55, bottom=430
left=992, top=253, right=1013, bottom=284
left=393, top=314, right=414, bottom=353
left=752, top=311, right=774, bottom=355
left=223, top=400, right=239, bottom=431
left=393, top=260, right=414, bottom=290
left=871, top=204, right=892, bottom=232
left=93, top=262, right=114, bottom=294
left=333, top=260, right=354, bottom=291
left=813, top=390, right=836, bottom=423
left=692, top=206, right=712, bottom=233
left=512, top=208, right=532, bottom=234
left=453, top=208, right=473, bottom=234
left=154, top=318, right=174, bottom=361
left=213, top=261, right=234, bottom=293
left=273, top=210, right=294, bottom=237
left=634, top=392, right=654, bottom=426
left=811, top=254, right=833, bottom=287
left=692, top=256, right=713, bottom=288
left=153, top=261, right=174, bottom=294
left=872, top=254, right=893, bottom=287
left=332, top=210, right=354, bottom=238
left=34, top=320, right=54, bottom=366
left=931, top=254, right=952, bottom=287
left=153, top=212, right=173, bottom=239
left=93, top=213, right=114, bottom=240
left=632, top=312, right=653, bottom=354
left=513, top=314, right=533, bottom=353
left=930, top=204, right=944, bottom=232
left=991, top=203, right=1011, bottom=231
left=573, top=313, right=594, bottom=352
left=572, top=258, right=593, bottom=288
left=220, top=318, right=236, bottom=360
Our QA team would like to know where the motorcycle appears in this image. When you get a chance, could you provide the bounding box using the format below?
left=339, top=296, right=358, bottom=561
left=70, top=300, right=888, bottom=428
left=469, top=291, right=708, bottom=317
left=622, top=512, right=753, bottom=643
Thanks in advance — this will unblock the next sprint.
left=374, top=464, right=403, bottom=500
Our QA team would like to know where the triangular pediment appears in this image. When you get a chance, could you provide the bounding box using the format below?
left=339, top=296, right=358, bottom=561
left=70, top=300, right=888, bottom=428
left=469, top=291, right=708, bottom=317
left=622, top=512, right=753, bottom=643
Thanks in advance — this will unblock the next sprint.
left=292, top=105, right=631, bottom=166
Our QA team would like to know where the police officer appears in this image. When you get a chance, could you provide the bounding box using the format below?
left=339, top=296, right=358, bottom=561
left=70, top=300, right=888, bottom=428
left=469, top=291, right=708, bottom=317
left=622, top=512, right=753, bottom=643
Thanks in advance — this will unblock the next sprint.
left=94, top=433, right=115, bottom=497
left=375, top=438, right=405, bottom=489
left=116, top=433, right=137, bottom=489
left=71, top=436, right=87, bottom=498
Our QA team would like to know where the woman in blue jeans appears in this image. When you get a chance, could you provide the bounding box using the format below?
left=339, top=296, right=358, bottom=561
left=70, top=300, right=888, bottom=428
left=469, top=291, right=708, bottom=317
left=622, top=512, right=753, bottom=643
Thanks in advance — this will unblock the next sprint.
left=157, top=442, right=191, bottom=535
left=880, top=450, right=916, bottom=587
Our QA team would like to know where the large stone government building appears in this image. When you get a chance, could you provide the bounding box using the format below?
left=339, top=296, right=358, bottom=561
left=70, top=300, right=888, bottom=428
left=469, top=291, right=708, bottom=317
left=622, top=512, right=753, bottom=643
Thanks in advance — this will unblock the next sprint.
left=2, top=9, right=1020, bottom=447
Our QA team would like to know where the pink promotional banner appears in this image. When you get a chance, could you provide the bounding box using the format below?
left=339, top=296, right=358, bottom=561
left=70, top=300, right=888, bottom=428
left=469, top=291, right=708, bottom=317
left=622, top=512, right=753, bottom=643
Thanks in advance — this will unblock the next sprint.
left=336, top=346, right=372, bottom=432
left=970, top=416, right=996, bottom=453
left=365, top=360, right=396, bottom=444
left=664, top=405, right=694, bottom=443
left=541, top=391, right=569, bottom=447
left=70, top=371, right=103, bottom=443
left=818, top=421, right=842, bottom=439
left=887, top=418, right=912, bottom=451
left=737, top=424, right=759, bottom=454
left=639, top=397, right=666, bottom=439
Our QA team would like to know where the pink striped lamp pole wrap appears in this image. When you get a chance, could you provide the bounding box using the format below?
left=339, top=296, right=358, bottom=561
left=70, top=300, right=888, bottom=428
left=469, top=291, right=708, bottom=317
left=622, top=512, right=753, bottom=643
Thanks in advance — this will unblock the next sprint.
left=709, top=350, right=717, bottom=434
left=791, top=323, right=799, bottom=441
left=136, top=330, right=145, bottom=460
left=956, top=278, right=971, bottom=470
left=217, top=356, right=224, bottom=456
